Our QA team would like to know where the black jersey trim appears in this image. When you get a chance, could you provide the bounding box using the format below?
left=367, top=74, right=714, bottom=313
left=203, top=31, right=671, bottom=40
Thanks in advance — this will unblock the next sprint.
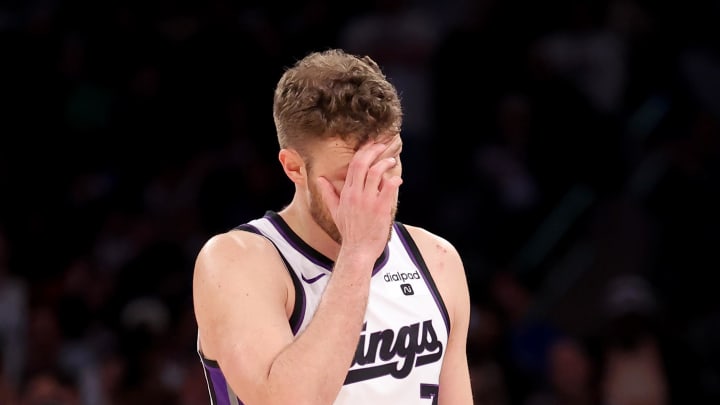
left=264, top=211, right=335, bottom=269
left=264, top=210, right=390, bottom=273
left=200, top=355, right=220, bottom=368
left=233, top=222, right=306, bottom=333
left=393, top=222, right=451, bottom=334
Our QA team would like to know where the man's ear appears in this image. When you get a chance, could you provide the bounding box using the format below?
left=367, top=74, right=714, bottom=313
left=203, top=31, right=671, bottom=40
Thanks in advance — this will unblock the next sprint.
left=278, top=148, right=306, bottom=185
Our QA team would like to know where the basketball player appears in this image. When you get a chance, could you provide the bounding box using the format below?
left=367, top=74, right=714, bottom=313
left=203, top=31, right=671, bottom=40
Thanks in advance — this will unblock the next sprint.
left=192, top=48, right=474, bottom=404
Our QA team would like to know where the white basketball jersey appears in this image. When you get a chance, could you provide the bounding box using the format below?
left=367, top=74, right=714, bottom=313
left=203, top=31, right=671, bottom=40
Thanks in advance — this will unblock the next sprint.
left=198, top=211, right=450, bottom=405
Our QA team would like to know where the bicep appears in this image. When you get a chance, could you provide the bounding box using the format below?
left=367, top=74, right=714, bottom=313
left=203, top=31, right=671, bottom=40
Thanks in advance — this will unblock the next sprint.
left=439, top=247, right=473, bottom=404
left=438, top=273, right=473, bottom=404
left=406, top=226, right=474, bottom=404
left=193, top=232, right=295, bottom=397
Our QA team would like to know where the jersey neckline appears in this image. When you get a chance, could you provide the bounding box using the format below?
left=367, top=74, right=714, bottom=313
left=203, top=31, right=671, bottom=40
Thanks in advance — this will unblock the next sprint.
left=264, top=210, right=390, bottom=274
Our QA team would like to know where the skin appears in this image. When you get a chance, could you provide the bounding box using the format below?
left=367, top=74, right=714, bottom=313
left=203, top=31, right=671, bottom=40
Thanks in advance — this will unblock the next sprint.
left=192, top=132, right=473, bottom=405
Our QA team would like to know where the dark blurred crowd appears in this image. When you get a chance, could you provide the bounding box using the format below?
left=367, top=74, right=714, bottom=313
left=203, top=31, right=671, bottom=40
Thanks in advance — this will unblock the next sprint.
left=1, top=0, right=719, bottom=404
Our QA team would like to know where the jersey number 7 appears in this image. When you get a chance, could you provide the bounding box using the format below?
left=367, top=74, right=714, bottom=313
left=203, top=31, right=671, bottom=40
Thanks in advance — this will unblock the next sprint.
left=420, top=383, right=439, bottom=404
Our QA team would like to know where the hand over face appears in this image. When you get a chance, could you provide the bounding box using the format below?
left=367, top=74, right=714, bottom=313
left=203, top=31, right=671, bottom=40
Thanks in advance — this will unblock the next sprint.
left=316, top=139, right=403, bottom=259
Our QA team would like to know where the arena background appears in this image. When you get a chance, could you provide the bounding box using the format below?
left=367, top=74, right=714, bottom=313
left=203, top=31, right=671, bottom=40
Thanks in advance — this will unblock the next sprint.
left=1, top=0, right=719, bottom=403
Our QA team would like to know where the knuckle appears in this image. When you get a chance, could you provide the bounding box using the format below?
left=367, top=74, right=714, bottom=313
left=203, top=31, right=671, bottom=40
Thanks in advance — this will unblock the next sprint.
left=348, top=156, right=369, bottom=171
left=368, top=164, right=386, bottom=177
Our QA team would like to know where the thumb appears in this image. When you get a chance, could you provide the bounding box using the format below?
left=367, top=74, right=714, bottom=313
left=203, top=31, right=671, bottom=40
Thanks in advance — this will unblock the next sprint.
left=315, top=176, right=339, bottom=216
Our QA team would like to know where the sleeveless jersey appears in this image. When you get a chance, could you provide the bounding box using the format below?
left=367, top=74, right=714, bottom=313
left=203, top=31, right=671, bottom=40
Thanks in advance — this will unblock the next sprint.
left=197, top=211, right=450, bottom=405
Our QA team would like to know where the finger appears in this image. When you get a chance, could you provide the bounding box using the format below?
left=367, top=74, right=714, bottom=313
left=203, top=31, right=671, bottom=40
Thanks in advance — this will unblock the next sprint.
left=369, top=136, right=402, bottom=166
left=347, top=142, right=388, bottom=189
left=316, top=176, right=340, bottom=216
left=381, top=136, right=403, bottom=162
left=378, top=173, right=403, bottom=204
left=365, top=157, right=398, bottom=194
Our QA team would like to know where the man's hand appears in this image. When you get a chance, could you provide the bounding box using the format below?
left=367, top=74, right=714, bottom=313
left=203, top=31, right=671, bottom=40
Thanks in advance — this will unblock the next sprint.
left=316, top=141, right=403, bottom=261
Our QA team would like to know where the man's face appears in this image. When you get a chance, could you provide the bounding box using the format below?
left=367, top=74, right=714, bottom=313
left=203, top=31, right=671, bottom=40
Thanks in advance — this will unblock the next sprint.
left=306, top=134, right=403, bottom=244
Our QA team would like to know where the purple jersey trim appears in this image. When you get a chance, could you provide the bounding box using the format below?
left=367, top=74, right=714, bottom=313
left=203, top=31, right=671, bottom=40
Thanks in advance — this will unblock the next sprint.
left=202, top=361, right=245, bottom=405
left=393, top=222, right=451, bottom=334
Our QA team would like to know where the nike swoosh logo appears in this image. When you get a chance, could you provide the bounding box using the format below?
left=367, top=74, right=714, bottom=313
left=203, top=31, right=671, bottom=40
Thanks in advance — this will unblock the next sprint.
left=301, top=273, right=327, bottom=284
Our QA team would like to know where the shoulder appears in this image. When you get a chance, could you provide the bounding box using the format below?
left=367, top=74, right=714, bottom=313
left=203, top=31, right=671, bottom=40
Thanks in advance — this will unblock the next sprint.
left=401, top=223, right=470, bottom=322
left=401, top=224, right=463, bottom=269
left=192, top=228, right=293, bottom=360
left=193, top=228, right=286, bottom=289
left=197, top=228, right=276, bottom=262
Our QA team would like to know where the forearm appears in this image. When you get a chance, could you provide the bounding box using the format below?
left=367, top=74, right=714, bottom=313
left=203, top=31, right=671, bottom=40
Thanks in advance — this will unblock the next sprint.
left=265, top=252, right=374, bottom=405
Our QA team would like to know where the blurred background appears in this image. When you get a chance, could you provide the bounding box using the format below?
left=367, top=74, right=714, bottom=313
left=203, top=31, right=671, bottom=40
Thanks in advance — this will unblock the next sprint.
left=1, top=0, right=719, bottom=404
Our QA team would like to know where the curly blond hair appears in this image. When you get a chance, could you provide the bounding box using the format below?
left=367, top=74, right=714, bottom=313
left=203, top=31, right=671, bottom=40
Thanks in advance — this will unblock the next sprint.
left=273, top=49, right=403, bottom=156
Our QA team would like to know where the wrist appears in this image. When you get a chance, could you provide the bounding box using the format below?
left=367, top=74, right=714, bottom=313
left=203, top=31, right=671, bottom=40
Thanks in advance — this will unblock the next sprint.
left=335, top=247, right=379, bottom=270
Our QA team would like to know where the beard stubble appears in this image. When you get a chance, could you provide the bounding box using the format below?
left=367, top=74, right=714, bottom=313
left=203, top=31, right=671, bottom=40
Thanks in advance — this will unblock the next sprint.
left=307, top=175, right=397, bottom=246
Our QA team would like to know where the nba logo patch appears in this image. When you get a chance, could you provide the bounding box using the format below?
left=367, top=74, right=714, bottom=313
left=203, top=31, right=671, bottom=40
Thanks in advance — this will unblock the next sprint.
left=400, top=283, right=414, bottom=295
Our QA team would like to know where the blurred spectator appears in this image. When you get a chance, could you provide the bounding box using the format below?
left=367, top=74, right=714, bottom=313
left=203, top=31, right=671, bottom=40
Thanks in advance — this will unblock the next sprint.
left=0, top=351, right=19, bottom=405
left=0, top=227, right=28, bottom=389
left=77, top=350, right=127, bottom=405
left=430, top=0, right=523, bottom=195
left=598, top=274, right=669, bottom=405
left=645, top=107, right=720, bottom=322
left=524, top=337, right=599, bottom=405
left=530, top=1, right=628, bottom=116
left=490, top=272, right=564, bottom=404
left=470, top=360, right=509, bottom=405
left=475, top=93, right=539, bottom=213
left=18, top=367, right=80, bottom=405
left=467, top=301, right=510, bottom=405
left=472, top=92, right=544, bottom=268
left=111, top=300, right=180, bottom=405
left=23, top=305, right=63, bottom=380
